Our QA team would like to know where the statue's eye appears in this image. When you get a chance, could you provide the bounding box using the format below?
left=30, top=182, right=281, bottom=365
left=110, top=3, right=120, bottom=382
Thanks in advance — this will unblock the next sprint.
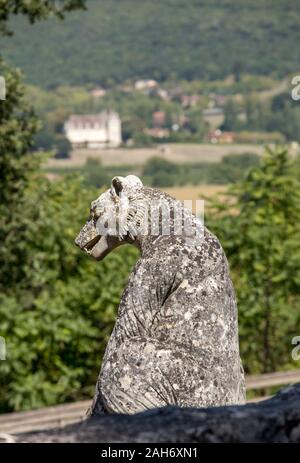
left=110, top=187, right=120, bottom=200
left=90, top=208, right=97, bottom=220
left=92, top=206, right=104, bottom=219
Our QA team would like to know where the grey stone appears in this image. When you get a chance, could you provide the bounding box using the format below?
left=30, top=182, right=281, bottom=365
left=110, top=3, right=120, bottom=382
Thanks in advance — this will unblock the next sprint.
left=75, top=175, right=246, bottom=415
left=15, top=385, right=300, bottom=443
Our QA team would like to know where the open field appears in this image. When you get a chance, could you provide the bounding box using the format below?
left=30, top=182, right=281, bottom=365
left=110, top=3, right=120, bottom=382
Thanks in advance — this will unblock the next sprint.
left=165, top=185, right=227, bottom=202
left=46, top=143, right=265, bottom=169
left=164, top=185, right=228, bottom=214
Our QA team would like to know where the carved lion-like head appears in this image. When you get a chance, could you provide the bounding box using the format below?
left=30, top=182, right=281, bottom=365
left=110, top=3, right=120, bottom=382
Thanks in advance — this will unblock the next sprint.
left=75, top=175, right=146, bottom=260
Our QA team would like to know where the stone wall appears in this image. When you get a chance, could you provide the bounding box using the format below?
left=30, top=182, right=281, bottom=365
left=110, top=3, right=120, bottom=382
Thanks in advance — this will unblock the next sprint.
left=12, top=384, right=300, bottom=443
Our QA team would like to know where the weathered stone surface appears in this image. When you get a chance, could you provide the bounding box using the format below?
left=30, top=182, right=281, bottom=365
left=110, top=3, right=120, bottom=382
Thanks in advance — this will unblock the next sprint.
left=75, top=175, right=245, bottom=415
left=14, top=385, right=300, bottom=443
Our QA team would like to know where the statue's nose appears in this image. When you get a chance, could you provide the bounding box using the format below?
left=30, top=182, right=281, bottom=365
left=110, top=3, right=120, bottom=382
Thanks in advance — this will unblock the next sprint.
left=74, top=219, right=98, bottom=249
left=74, top=231, right=84, bottom=248
left=74, top=234, right=81, bottom=247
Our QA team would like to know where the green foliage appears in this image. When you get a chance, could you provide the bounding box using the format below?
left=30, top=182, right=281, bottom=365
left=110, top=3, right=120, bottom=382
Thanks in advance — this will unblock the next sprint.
left=0, top=0, right=86, bottom=36
left=54, top=154, right=260, bottom=190
left=0, top=1, right=87, bottom=203
left=45, top=160, right=140, bottom=190
left=221, top=99, right=240, bottom=131
left=221, top=93, right=300, bottom=143
left=219, top=153, right=261, bottom=183
left=207, top=148, right=300, bottom=374
left=143, top=157, right=178, bottom=187
left=1, top=0, right=299, bottom=87
left=54, top=135, right=71, bottom=159
left=132, top=132, right=154, bottom=148
left=0, top=175, right=138, bottom=412
left=83, top=158, right=110, bottom=187
left=141, top=153, right=260, bottom=187
left=266, top=94, right=300, bottom=143
left=0, top=61, right=40, bottom=204
left=186, top=107, right=208, bottom=139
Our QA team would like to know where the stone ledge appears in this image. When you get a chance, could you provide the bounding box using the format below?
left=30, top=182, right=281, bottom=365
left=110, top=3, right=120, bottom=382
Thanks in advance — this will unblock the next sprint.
left=13, top=384, right=300, bottom=443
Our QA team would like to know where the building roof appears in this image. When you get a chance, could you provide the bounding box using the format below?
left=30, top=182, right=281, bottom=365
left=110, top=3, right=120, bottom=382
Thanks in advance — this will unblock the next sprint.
left=152, top=110, right=166, bottom=127
left=66, top=111, right=119, bottom=127
left=203, top=107, right=224, bottom=117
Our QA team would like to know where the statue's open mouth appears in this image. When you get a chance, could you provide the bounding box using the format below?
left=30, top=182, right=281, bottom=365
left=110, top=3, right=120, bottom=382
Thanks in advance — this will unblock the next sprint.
left=83, top=235, right=101, bottom=253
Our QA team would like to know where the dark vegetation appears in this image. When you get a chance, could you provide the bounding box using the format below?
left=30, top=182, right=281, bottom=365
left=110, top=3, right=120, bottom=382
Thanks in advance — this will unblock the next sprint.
left=142, top=153, right=261, bottom=187
left=2, top=0, right=300, bottom=87
left=45, top=153, right=261, bottom=188
left=222, top=94, right=300, bottom=143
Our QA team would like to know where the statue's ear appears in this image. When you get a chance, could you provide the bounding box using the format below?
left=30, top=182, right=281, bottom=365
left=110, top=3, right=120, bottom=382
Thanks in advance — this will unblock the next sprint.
left=111, top=175, right=143, bottom=198
left=125, top=175, right=143, bottom=189
left=111, top=176, right=125, bottom=197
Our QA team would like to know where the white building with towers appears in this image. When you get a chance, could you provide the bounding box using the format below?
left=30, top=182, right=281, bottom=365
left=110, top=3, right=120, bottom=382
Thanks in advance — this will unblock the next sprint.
left=64, top=111, right=122, bottom=149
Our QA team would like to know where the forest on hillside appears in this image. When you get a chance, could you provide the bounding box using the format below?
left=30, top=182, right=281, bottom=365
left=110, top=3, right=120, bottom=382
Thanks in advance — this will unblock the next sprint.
left=2, top=0, right=300, bottom=88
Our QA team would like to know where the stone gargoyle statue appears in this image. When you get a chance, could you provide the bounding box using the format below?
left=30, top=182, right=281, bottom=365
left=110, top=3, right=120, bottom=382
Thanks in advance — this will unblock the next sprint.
left=75, top=175, right=246, bottom=414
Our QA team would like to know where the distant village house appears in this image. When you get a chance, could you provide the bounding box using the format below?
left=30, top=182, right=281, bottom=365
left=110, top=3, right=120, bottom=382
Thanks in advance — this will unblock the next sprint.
left=134, top=79, right=157, bottom=90
left=64, top=111, right=122, bottom=149
left=90, top=87, right=107, bottom=98
left=144, top=127, right=170, bottom=139
left=152, top=110, right=166, bottom=127
left=207, top=129, right=236, bottom=144
left=203, top=107, right=224, bottom=129
left=181, top=94, right=201, bottom=108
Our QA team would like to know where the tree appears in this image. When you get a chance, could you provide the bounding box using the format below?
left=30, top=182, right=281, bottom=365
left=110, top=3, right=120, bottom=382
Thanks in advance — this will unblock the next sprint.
left=0, top=61, right=40, bottom=205
left=0, top=1, right=86, bottom=204
left=221, top=98, right=240, bottom=131
left=0, top=0, right=86, bottom=36
left=54, top=135, right=71, bottom=159
left=187, top=107, right=208, bottom=139
left=265, top=93, right=300, bottom=143
left=83, top=158, right=110, bottom=188
left=207, top=147, right=300, bottom=374
left=222, top=153, right=260, bottom=170
left=244, top=96, right=266, bottom=132
left=233, top=60, right=243, bottom=83
left=143, top=157, right=179, bottom=186
left=2, top=1, right=300, bottom=87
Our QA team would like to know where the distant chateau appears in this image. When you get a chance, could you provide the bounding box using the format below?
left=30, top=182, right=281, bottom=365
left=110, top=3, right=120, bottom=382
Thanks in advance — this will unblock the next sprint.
left=64, top=111, right=122, bottom=149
